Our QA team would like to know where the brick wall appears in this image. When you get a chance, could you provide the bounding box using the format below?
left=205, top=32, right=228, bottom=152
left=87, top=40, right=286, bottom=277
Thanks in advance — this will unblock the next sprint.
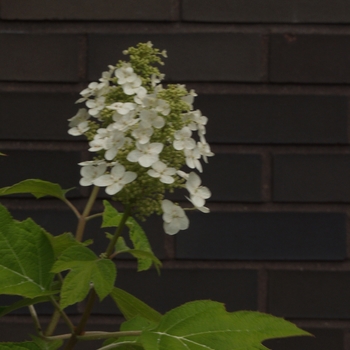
left=0, top=1, right=349, bottom=349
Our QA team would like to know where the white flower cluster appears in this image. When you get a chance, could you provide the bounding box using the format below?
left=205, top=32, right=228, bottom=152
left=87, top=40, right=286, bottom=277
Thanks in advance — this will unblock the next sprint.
left=68, top=42, right=213, bottom=235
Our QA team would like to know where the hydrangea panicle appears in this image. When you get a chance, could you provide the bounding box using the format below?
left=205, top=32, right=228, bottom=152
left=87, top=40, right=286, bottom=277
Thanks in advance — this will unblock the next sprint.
left=68, top=42, right=214, bottom=234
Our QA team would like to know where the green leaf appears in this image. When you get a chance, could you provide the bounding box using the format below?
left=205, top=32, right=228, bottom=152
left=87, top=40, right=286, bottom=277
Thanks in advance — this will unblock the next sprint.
left=47, top=232, right=83, bottom=258
left=0, top=152, right=6, bottom=156
left=0, top=205, right=55, bottom=298
left=110, top=287, right=162, bottom=323
left=102, top=200, right=123, bottom=228
left=139, top=300, right=311, bottom=350
left=51, top=245, right=116, bottom=309
left=102, top=202, right=160, bottom=272
left=31, top=337, right=62, bottom=350
left=126, top=217, right=160, bottom=273
left=0, top=179, right=72, bottom=200
left=0, top=342, right=40, bottom=349
left=0, top=296, right=51, bottom=317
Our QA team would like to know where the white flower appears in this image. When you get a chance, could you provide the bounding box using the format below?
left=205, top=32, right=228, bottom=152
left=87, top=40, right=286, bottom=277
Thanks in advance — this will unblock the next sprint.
left=104, top=130, right=125, bottom=160
left=107, top=102, right=136, bottom=115
left=161, top=199, right=189, bottom=235
left=184, top=147, right=202, bottom=172
left=143, top=95, right=170, bottom=116
left=86, top=96, right=106, bottom=117
left=185, top=172, right=211, bottom=212
left=173, top=127, right=196, bottom=151
left=88, top=128, right=110, bottom=152
left=68, top=121, right=90, bottom=136
left=183, top=110, right=208, bottom=137
left=132, top=124, right=153, bottom=144
left=197, top=141, right=214, bottom=163
left=80, top=163, right=107, bottom=186
left=147, top=161, right=176, bottom=184
left=181, top=89, right=197, bottom=109
left=68, top=108, right=89, bottom=127
left=127, top=142, right=163, bottom=168
left=140, top=109, right=164, bottom=129
left=94, top=164, right=137, bottom=195
left=112, top=111, right=138, bottom=131
left=115, top=63, right=143, bottom=96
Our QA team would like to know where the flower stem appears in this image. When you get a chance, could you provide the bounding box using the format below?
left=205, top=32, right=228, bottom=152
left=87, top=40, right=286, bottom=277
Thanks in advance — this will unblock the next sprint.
left=75, top=186, right=100, bottom=242
left=105, top=205, right=131, bottom=258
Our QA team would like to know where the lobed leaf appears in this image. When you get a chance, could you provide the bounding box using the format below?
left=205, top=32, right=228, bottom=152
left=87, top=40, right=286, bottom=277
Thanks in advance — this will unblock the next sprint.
left=126, top=217, right=159, bottom=272
left=139, top=300, right=311, bottom=350
left=51, top=245, right=116, bottom=309
left=0, top=205, right=55, bottom=298
left=102, top=201, right=123, bottom=228
left=110, top=287, right=162, bottom=323
left=102, top=202, right=159, bottom=272
left=0, top=179, right=72, bottom=200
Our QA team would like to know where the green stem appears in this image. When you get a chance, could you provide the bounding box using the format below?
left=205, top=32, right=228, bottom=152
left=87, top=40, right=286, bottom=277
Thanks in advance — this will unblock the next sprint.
left=42, top=330, right=141, bottom=341
left=49, top=296, right=75, bottom=332
left=105, top=205, right=131, bottom=258
left=63, top=199, right=81, bottom=219
left=75, top=186, right=100, bottom=242
left=63, top=289, right=97, bottom=350
left=44, top=308, right=61, bottom=336
left=85, top=212, right=103, bottom=221
left=28, top=305, right=43, bottom=336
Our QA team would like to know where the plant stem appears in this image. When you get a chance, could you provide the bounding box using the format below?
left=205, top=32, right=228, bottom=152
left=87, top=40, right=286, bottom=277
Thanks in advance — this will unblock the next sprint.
left=63, top=288, right=97, bottom=350
left=85, top=212, right=103, bottom=221
left=63, top=199, right=81, bottom=219
left=105, top=205, right=131, bottom=258
left=75, top=186, right=100, bottom=242
left=49, top=296, right=75, bottom=332
left=44, top=308, right=61, bottom=336
left=43, top=330, right=141, bottom=341
left=28, top=305, right=43, bottom=336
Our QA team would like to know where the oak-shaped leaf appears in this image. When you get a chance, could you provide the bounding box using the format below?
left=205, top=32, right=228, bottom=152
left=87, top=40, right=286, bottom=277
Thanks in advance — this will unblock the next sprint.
left=51, top=245, right=116, bottom=309
left=102, top=201, right=159, bottom=272
left=139, top=300, right=311, bottom=350
left=110, top=287, right=162, bottom=323
left=0, top=179, right=72, bottom=200
left=0, top=204, right=55, bottom=298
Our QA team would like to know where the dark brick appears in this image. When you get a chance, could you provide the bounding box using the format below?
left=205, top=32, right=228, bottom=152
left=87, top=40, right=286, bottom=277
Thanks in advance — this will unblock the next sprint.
left=201, top=153, right=262, bottom=202
left=93, top=268, right=258, bottom=314
left=0, top=92, right=80, bottom=140
left=198, top=94, right=348, bottom=144
left=182, top=0, right=350, bottom=23
left=269, top=271, right=350, bottom=318
left=176, top=212, right=346, bottom=260
left=0, top=34, right=80, bottom=82
left=0, top=150, right=81, bottom=195
left=88, top=33, right=264, bottom=82
left=1, top=0, right=175, bottom=21
left=270, top=34, right=350, bottom=83
left=264, top=328, right=344, bottom=350
left=273, top=154, right=350, bottom=202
